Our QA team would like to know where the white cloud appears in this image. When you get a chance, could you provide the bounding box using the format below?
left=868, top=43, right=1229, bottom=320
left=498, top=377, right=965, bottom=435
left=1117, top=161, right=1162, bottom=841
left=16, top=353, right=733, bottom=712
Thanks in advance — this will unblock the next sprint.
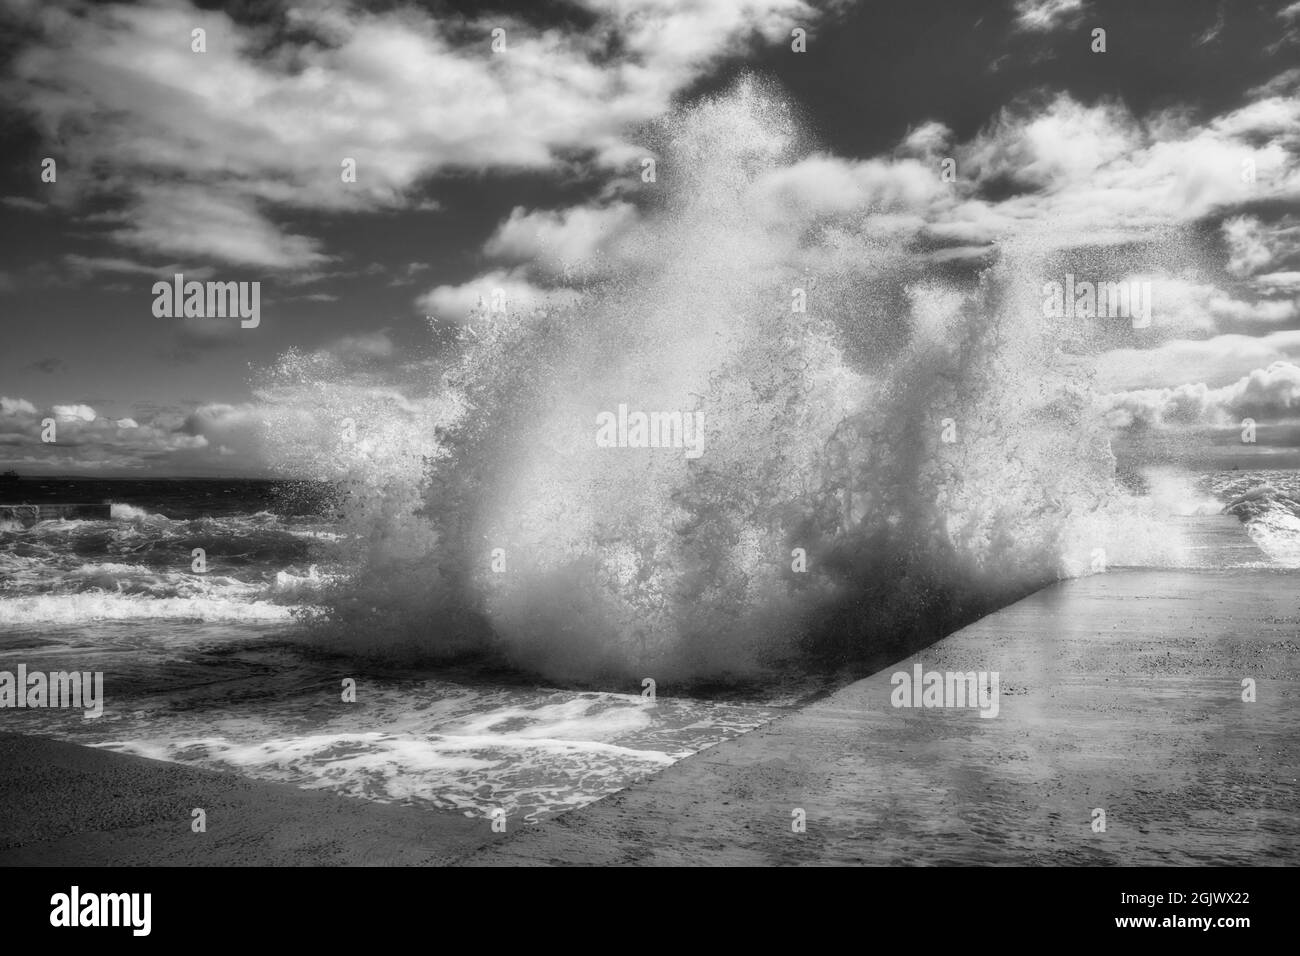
left=955, top=89, right=1299, bottom=247
left=435, top=70, right=1300, bottom=368
left=1150, top=276, right=1297, bottom=329
left=897, top=121, right=953, bottom=159
left=416, top=268, right=582, bottom=323
left=484, top=202, right=641, bottom=277
left=1253, top=271, right=1300, bottom=294
left=754, top=153, right=947, bottom=221
left=1103, top=361, right=1300, bottom=428
left=963, top=95, right=1139, bottom=191
left=0, top=397, right=38, bottom=416
left=6, top=0, right=815, bottom=270
left=52, top=404, right=96, bottom=422
left=1098, top=329, right=1300, bottom=392
left=1011, top=0, right=1085, bottom=34
left=0, top=396, right=214, bottom=471
left=1223, top=216, right=1282, bottom=277
left=109, top=188, right=331, bottom=270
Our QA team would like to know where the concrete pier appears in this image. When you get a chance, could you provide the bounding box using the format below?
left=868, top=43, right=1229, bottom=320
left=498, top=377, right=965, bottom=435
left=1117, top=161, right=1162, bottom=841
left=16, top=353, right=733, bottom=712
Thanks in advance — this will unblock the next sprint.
left=465, top=517, right=1297, bottom=866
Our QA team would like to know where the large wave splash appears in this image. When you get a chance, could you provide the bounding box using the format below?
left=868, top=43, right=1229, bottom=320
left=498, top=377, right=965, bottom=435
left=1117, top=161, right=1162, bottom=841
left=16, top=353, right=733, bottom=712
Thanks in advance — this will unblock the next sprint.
left=260, top=79, right=1120, bottom=684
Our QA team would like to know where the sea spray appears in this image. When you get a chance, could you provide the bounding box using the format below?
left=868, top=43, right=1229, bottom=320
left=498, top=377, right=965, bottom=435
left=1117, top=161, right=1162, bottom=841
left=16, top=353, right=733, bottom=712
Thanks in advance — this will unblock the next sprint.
left=258, top=78, right=1122, bottom=682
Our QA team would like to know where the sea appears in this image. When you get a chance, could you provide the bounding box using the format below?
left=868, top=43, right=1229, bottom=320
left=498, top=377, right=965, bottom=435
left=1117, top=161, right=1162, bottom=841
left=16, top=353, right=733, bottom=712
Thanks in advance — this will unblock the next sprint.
left=0, top=476, right=794, bottom=823
left=1, top=469, right=1296, bottom=822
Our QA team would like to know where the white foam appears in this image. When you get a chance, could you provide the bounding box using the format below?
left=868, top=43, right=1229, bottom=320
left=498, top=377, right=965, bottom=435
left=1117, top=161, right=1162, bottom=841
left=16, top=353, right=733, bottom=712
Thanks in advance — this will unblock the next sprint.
left=0, top=593, right=297, bottom=624
left=54, top=679, right=781, bottom=822
left=110, top=503, right=161, bottom=521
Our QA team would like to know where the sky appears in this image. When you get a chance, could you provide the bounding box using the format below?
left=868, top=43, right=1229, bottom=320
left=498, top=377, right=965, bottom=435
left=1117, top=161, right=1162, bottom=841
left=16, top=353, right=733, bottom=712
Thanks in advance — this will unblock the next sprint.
left=0, top=0, right=1298, bottom=476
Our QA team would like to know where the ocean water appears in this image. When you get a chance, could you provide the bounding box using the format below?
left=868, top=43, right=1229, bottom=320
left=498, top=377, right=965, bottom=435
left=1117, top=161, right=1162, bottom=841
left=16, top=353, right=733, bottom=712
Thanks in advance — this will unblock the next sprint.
left=2, top=468, right=1295, bottom=821
left=1206, top=470, right=1300, bottom=567
left=0, top=477, right=788, bottom=822
left=1115, top=467, right=1300, bottom=568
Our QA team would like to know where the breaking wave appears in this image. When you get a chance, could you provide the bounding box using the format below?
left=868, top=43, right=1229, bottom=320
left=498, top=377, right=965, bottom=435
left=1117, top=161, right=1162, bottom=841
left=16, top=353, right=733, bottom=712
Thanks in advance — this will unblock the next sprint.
left=0, top=506, right=336, bottom=624
left=1212, top=471, right=1300, bottom=566
left=258, top=79, right=1128, bottom=683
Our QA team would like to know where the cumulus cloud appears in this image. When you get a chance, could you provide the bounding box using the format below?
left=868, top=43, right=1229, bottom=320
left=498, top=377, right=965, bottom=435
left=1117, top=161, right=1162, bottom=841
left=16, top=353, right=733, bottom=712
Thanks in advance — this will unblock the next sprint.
left=1103, top=362, right=1300, bottom=428
left=1147, top=276, right=1297, bottom=331
left=1011, top=0, right=1086, bottom=34
left=484, top=202, right=641, bottom=278
left=436, top=70, right=1300, bottom=334
left=1253, top=271, right=1300, bottom=294
left=52, top=404, right=96, bottom=422
left=420, top=89, right=966, bottom=324
left=414, top=68, right=1300, bottom=365
left=6, top=2, right=1300, bottom=455
left=3, top=0, right=814, bottom=271
left=963, top=95, right=1139, bottom=193
left=897, top=121, right=953, bottom=159
left=416, top=268, right=581, bottom=323
left=0, top=395, right=259, bottom=473
left=754, top=152, right=947, bottom=221
left=951, top=83, right=1300, bottom=251
left=1098, top=329, right=1300, bottom=392
left=1223, top=216, right=1282, bottom=277
left=109, top=188, right=331, bottom=271
left=178, top=402, right=261, bottom=455
left=0, top=397, right=38, bottom=416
